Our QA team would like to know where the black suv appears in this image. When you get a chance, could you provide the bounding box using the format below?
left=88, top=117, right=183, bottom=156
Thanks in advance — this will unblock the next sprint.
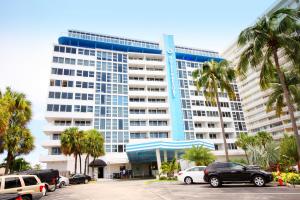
left=204, top=162, right=273, bottom=187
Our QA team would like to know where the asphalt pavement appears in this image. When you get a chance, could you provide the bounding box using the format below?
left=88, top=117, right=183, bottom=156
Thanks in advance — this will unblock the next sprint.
left=43, top=180, right=300, bottom=200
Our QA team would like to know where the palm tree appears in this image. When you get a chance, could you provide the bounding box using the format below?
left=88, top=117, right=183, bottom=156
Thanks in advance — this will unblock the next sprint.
left=183, top=145, right=216, bottom=166
left=266, top=69, right=300, bottom=117
left=237, top=8, right=300, bottom=164
left=0, top=91, right=11, bottom=137
left=255, top=131, right=273, bottom=148
left=160, top=159, right=179, bottom=178
left=235, top=133, right=256, bottom=164
left=61, top=127, right=85, bottom=174
left=192, top=60, right=236, bottom=161
left=0, top=88, right=34, bottom=174
left=89, top=131, right=105, bottom=178
left=82, top=129, right=100, bottom=175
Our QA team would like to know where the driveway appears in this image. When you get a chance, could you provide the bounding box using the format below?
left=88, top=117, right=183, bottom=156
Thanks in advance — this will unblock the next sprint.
left=44, top=180, right=300, bottom=200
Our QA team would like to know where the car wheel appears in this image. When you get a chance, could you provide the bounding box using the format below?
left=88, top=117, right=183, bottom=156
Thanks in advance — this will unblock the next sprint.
left=253, top=175, right=265, bottom=187
left=60, top=181, right=66, bottom=188
left=184, top=177, right=193, bottom=184
left=84, top=179, right=88, bottom=184
left=209, top=176, right=221, bottom=187
left=42, top=187, right=47, bottom=196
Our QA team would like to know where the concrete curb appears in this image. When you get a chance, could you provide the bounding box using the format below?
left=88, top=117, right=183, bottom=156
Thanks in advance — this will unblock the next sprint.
left=286, top=183, right=300, bottom=188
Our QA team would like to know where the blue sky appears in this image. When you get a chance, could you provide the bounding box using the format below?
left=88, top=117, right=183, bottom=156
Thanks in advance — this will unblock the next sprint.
left=0, top=0, right=276, bottom=166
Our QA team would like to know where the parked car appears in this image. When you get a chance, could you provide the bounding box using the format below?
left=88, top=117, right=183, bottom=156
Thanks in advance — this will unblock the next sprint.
left=69, top=174, right=91, bottom=184
left=18, top=169, right=59, bottom=192
left=57, top=176, right=69, bottom=188
left=177, top=166, right=206, bottom=184
left=0, top=193, right=22, bottom=200
left=203, top=162, right=273, bottom=187
left=0, top=175, right=44, bottom=200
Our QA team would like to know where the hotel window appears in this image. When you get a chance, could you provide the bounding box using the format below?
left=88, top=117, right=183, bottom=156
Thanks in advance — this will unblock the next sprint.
left=208, top=123, right=215, bottom=128
left=52, top=134, right=60, bottom=140
left=228, top=143, right=237, bottom=150
left=150, top=132, right=168, bottom=138
left=194, top=122, right=202, bottom=128
left=214, top=144, right=219, bottom=150
left=209, top=134, right=217, bottom=139
left=130, top=132, right=147, bottom=139
left=196, top=134, right=203, bottom=139
left=51, top=147, right=61, bottom=155
left=149, top=120, right=168, bottom=126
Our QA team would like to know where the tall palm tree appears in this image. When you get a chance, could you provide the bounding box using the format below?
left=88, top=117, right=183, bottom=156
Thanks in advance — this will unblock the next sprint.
left=60, top=127, right=84, bottom=174
left=237, top=8, right=300, bottom=163
left=0, top=87, right=34, bottom=174
left=82, top=129, right=100, bottom=175
left=266, top=69, right=300, bottom=117
left=0, top=91, right=10, bottom=137
left=88, top=131, right=105, bottom=178
left=192, top=60, right=236, bottom=161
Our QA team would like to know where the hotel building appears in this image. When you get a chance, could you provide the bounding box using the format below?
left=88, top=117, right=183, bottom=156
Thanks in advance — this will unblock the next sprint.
left=40, top=30, right=246, bottom=178
left=222, top=0, right=300, bottom=139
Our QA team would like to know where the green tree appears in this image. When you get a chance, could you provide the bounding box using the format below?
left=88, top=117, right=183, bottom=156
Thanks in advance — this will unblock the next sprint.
left=82, top=129, right=104, bottom=175
left=237, top=8, right=300, bottom=164
left=88, top=131, right=104, bottom=178
left=160, top=159, right=179, bottom=178
left=0, top=91, right=11, bottom=137
left=247, top=141, right=279, bottom=169
left=266, top=70, right=300, bottom=117
left=193, top=60, right=236, bottom=161
left=279, top=134, right=299, bottom=170
left=0, top=88, right=34, bottom=174
left=235, top=133, right=256, bottom=164
left=61, top=127, right=85, bottom=174
left=254, top=131, right=273, bottom=148
left=183, top=145, right=216, bottom=166
left=10, top=157, right=32, bottom=172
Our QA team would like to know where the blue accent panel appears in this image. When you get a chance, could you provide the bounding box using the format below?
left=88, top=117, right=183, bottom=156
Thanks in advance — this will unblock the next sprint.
left=176, top=52, right=223, bottom=62
left=58, top=37, right=162, bottom=54
left=126, top=140, right=214, bottom=163
left=163, top=35, right=185, bottom=141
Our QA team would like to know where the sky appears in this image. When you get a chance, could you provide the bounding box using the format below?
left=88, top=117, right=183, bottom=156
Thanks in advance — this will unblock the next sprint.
left=0, top=0, right=276, bottom=166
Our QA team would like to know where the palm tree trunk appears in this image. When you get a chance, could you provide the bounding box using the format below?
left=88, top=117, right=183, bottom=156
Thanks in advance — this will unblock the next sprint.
left=87, top=156, right=90, bottom=174
left=79, top=153, right=82, bottom=174
left=92, top=157, right=95, bottom=179
left=74, top=154, right=77, bottom=174
left=84, top=154, right=89, bottom=175
left=244, top=150, right=249, bottom=164
left=4, top=151, right=13, bottom=174
left=216, top=93, right=229, bottom=162
left=273, top=50, right=300, bottom=168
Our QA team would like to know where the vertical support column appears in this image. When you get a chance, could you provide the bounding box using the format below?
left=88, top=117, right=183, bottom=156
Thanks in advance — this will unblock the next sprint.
left=174, top=150, right=178, bottom=160
left=163, top=150, right=168, bottom=162
left=156, top=149, right=162, bottom=173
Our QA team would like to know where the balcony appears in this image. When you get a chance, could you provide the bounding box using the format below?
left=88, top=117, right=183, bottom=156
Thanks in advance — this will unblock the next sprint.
left=39, top=154, right=67, bottom=162
left=42, top=140, right=60, bottom=148
left=45, top=111, right=93, bottom=120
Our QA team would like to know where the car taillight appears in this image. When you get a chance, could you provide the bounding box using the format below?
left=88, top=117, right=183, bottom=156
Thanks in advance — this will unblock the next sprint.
left=52, top=178, right=56, bottom=184
left=15, top=196, right=22, bottom=200
left=204, top=169, right=208, bottom=175
left=178, top=172, right=183, bottom=176
left=40, top=185, right=44, bottom=192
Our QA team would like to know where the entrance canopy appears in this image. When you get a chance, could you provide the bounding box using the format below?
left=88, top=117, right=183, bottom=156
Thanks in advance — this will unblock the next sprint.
left=126, top=139, right=214, bottom=163
left=89, top=159, right=107, bottom=167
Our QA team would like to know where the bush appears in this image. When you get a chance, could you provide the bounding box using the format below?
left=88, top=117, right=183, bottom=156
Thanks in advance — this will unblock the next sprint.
left=159, top=176, right=168, bottom=180
left=272, top=172, right=300, bottom=185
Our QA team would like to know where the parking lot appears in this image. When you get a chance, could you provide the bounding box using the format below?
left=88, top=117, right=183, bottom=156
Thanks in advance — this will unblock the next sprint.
left=43, top=180, right=300, bottom=200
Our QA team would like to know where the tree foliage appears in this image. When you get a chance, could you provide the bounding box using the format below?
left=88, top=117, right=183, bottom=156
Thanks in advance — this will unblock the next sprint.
left=182, top=145, right=216, bottom=166
left=237, top=7, right=300, bottom=165
left=192, top=60, right=236, bottom=161
left=280, top=134, right=299, bottom=169
left=160, top=159, right=179, bottom=178
left=0, top=87, right=34, bottom=174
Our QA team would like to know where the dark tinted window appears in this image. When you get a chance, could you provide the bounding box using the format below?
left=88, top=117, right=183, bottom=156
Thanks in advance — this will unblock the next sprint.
left=23, top=176, right=38, bottom=186
left=4, top=177, right=21, bottom=189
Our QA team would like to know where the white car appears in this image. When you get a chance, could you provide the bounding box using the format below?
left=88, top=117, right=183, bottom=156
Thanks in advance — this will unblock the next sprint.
left=177, top=166, right=206, bottom=184
left=57, top=176, right=69, bottom=188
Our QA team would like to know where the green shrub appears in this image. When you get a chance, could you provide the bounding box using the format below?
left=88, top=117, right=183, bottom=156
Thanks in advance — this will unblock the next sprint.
left=272, top=172, right=300, bottom=185
left=159, top=176, right=168, bottom=180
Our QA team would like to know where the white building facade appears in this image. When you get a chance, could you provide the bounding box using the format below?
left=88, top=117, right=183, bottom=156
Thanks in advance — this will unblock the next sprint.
left=40, top=30, right=246, bottom=178
left=222, top=0, right=300, bottom=139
